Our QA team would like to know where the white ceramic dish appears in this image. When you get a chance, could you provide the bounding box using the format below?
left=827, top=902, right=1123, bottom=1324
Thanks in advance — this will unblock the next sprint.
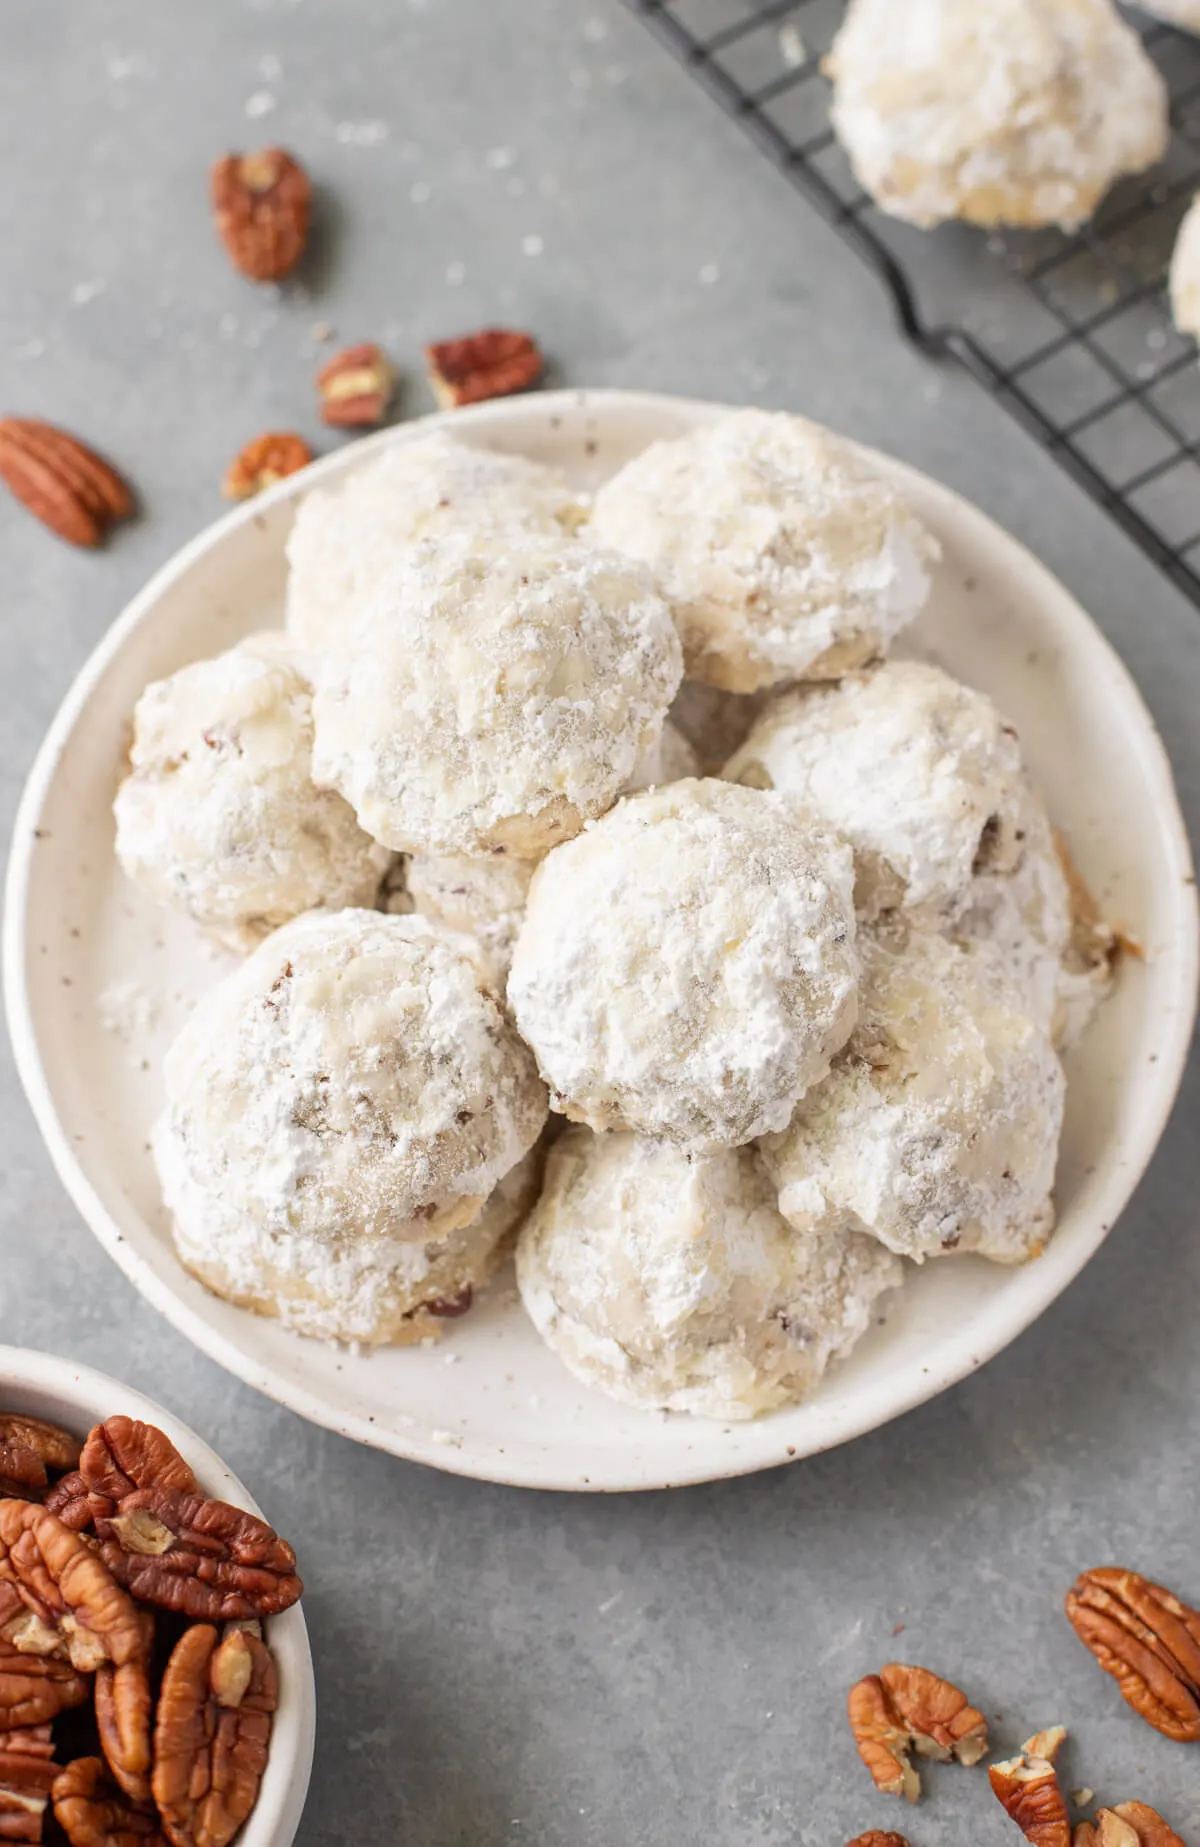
left=0, top=1344, right=314, bottom=1845
left=4, top=389, right=1197, bottom=1492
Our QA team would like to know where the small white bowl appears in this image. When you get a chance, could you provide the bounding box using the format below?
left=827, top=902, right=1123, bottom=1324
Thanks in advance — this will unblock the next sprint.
left=0, top=1344, right=315, bottom=1847
left=4, top=389, right=1197, bottom=1491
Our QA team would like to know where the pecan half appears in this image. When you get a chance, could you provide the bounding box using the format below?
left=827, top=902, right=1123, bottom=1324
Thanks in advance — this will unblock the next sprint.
left=316, top=342, right=395, bottom=426
left=0, top=1503, right=144, bottom=1676
left=1065, top=1567, right=1200, bottom=1741
left=209, top=148, right=310, bottom=282
left=879, top=1662, right=989, bottom=1765
left=152, top=1625, right=276, bottom=1847
left=52, top=1758, right=164, bottom=1847
left=0, top=1418, right=80, bottom=1480
left=221, top=432, right=312, bottom=501
left=80, top=1422, right=196, bottom=1518
left=0, top=1724, right=57, bottom=1844
left=1108, top=1803, right=1188, bottom=1847
left=95, top=1612, right=154, bottom=1806
left=989, top=1750, right=1071, bottom=1847
left=0, top=1640, right=89, bottom=1730
left=42, top=1476, right=93, bottom=1533
left=425, top=327, right=542, bottom=408
left=95, top=1489, right=301, bottom=1621
left=847, top=1675, right=919, bottom=1802
left=846, top=1834, right=911, bottom=1847
left=0, top=419, right=132, bottom=548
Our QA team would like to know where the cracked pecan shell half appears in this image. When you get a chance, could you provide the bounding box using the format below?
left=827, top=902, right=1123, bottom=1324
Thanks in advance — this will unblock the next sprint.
left=95, top=1489, right=301, bottom=1621
left=52, top=1757, right=165, bottom=1847
left=0, top=1723, right=57, bottom=1844
left=95, top=1611, right=155, bottom=1807
left=152, top=1625, right=276, bottom=1847
left=1065, top=1567, right=1200, bottom=1741
left=0, top=1638, right=89, bottom=1730
left=0, top=1502, right=145, bottom=1676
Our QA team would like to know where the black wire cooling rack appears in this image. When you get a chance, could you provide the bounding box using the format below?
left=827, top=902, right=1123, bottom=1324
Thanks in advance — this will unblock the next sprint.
left=620, top=0, right=1200, bottom=606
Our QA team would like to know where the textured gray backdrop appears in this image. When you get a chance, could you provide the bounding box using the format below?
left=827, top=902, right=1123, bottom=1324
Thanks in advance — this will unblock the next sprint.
left=2, top=4, right=1198, bottom=1843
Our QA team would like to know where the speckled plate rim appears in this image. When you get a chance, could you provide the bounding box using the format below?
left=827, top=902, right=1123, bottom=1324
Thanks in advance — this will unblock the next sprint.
left=0, top=1344, right=315, bottom=1845
left=4, top=387, right=1198, bottom=1492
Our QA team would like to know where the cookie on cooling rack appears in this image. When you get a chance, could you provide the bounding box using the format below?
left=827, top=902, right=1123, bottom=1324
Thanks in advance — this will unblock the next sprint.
left=508, top=778, right=859, bottom=1149
left=590, top=409, right=939, bottom=693
left=760, top=926, right=1065, bottom=1266
left=516, top=1128, right=902, bottom=1420
left=827, top=0, right=1168, bottom=231
left=285, top=430, right=587, bottom=649
left=114, top=641, right=391, bottom=953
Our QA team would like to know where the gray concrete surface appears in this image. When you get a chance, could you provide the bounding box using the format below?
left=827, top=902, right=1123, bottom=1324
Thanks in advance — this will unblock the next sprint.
left=2, top=4, right=1199, bottom=1843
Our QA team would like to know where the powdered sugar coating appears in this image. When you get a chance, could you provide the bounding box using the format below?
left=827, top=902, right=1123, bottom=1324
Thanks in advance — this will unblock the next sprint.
left=761, top=927, right=1065, bottom=1265
left=285, top=431, right=587, bottom=648
left=508, top=779, right=859, bottom=1148
left=172, top=1144, right=542, bottom=1347
left=622, top=716, right=701, bottom=792
left=724, top=661, right=1038, bottom=925
left=828, top=0, right=1168, bottom=231
left=1170, top=193, right=1200, bottom=341
left=310, top=530, right=682, bottom=857
left=516, top=1128, right=902, bottom=1420
left=114, top=644, right=390, bottom=954
left=589, top=409, right=939, bottom=693
left=155, top=909, right=547, bottom=1260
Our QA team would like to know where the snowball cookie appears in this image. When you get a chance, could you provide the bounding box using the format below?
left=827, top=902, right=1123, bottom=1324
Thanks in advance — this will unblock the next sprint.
left=724, top=661, right=1042, bottom=927
left=310, top=531, right=683, bottom=857
left=114, top=644, right=391, bottom=953
left=171, top=1142, right=543, bottom=1348
left=508, top=779, right=859, bottom=1148
left=516, top=1129, right=902, bottom=1420
left=827, top=0, right=1168, bottom=231
left=155, top=909, right=548, bottom=1266
left=761, top=927, right=1065, bottom=1266
left=591, top=410, right=938, bottom=694
left=286, top=431, right=587, bottom=649
left=1170, top=194, right=1200, bottom=341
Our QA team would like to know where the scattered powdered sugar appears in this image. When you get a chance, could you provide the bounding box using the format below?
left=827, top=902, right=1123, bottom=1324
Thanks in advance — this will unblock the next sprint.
left=508, top=779, right=858, bottom=1148
left=517, top=1129, right=901, bottom=1419
left=828, top=0, right=1168, bottom=231
left=762, top=926, right=1065, bottom=1265
left=590, top=409, right=939, bottom=693
left=97, top=978, right=160, bottom=1046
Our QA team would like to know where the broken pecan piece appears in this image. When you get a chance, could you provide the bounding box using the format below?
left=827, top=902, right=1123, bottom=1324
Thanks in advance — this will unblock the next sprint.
left=152, top=1624, right=277, bottom=1847
left=94, top=1612, right=154, bottom=1807
left=95, top=1488, right=301, bottom=1621
left=990, top=1750, right=1071, bottom=1847
left=847, top=1675, right=919, bottom=1803
left=1108, top=1803, right=1189, bottom=1847
left=0, top=419, right=133, bottom=548
left=1065, top=1567, right=1200, bottom=1742
left=425, top=327, right=542, bottom=408
left=878, top=1662, right=989, bottom=1765
left=0, top=1502, right=144, bottom=1676
left=846, top=1834, right=911, bottom=1847
left=0, top=1417, right=81, bottom=1480
left=0, top=1640, right=89, bottom=1730
left=221, top=432, right=313, bottom=501
left=52, top=1757, right=165, bottom=1847
left=0, top=1724, right=57, bottom=1844
left=209, top=148, right=310, bottom=282
left=316, top=342, right=395, bottom=426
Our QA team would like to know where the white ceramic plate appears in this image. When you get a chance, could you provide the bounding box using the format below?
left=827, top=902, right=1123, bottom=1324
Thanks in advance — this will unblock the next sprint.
left=0, top=1344, right=314, bottom=1846
left=5, top=390, right=1197, bottom=1491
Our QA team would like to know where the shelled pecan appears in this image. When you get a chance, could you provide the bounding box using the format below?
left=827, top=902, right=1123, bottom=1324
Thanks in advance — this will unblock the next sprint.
left=210, top=149, right=310, bottom=282
left=848, top=1663, right=988, bottom=1802
left=0, top=419, right=132, bottom=547
left=0, top=1639, right=89, bottom=1731
left=221, top=433, right=312, bottom=501
left=0, top=1723, right=57, bottom=1844
left=1065, top=1568, right=1200, bottom=1741
left=989, top=1746, right=1071, bottom=1847
left=845, top=1833, right=911, bottom=1847
left=52, top=1756, right=165, bottom=1847
left=95, top=1489, right=301, bottom=1621
left=0, top=1502, right=145, bottom=1675
left=94, top=1612, right=155, bottom=1806
left=425, top=327, right=542, bottom=408
left=316, top=342, right=395, bottom=426
left=152, top=1625, right=277, bottom=1847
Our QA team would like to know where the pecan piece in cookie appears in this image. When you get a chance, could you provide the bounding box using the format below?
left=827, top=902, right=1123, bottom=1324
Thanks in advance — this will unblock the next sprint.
left=0, top=1502, right=145, bottom=1675
left=0, top=1638, right=89, bottom=1730
left=0, top=1723, right=57, bottom=1844
left=1065, top=1567, right=1200, bottom=1742
left=153, top=1624, right=277, bottom=1847
left=95, top=1489, right=301, bottom=1621
left=52, top=1757, right=165, bottom=1847
left=95, top=1612, right=155, bottom=1807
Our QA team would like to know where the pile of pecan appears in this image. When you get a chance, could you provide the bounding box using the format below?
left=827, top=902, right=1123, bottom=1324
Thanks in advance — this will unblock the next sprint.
left=0, top=1409, right=302, bottom=1847
left=839, top=1563, right=1200, bottom=1847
